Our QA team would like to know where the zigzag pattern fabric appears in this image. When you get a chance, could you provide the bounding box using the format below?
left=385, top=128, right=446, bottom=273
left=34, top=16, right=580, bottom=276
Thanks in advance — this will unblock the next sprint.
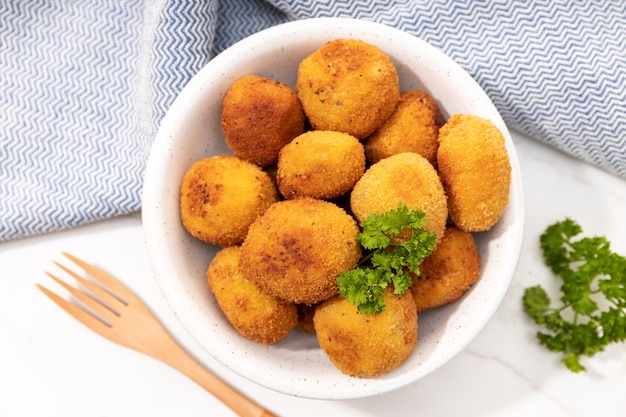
left=1, top=0, right=625, bottom=240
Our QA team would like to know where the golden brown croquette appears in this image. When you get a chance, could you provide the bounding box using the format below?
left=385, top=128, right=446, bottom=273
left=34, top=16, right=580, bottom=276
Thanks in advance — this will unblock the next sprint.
left=365, top=90, right=444, bottom=165
left=350, top=152, right=448, bottom=244
left=410, top=225, right=480, bottom=312
left=179, top=155, right=278, bottom=246
left=296, top=39, right=400, bottom=139
left=313, top=287, right=417, bottom=377
left=221, top=75, right=305, bottom=167
left=276, top=130, right=366, bottom=200
left=207, top=246, right=298, bottom=344
left=239, top=198, right=361, bottom=305
left=437, top=114, right=511, bottom=232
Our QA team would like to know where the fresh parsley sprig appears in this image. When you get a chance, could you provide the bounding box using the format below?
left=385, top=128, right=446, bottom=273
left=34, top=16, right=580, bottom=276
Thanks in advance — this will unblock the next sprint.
left=523, top=218, right=626, bottom=372
left=336, top=203, right=437, bottom=315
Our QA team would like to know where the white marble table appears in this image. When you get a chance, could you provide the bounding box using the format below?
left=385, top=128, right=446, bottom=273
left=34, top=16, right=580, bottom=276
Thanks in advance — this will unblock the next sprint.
left=1, top=129, right=625, bottom=417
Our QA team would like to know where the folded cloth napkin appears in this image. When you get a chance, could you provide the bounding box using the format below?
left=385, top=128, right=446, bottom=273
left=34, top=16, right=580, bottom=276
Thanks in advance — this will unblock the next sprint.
left=1, top=0, right=625, bottom=241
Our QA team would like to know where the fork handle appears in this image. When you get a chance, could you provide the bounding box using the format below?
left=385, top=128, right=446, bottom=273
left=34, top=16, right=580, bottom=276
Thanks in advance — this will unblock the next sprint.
left=159, top=335, right=277, bottom=417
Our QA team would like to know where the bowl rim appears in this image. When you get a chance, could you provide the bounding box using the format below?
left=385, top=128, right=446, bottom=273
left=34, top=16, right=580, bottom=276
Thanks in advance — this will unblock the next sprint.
left=142, top=17, right=525, bottom=399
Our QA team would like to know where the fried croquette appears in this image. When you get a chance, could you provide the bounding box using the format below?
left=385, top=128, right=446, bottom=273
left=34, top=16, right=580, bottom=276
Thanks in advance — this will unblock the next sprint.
left=410, top=226, right=480, bottom=313
left=365, top=90, right=444, bottom=165
left=221, top=75, right=305, bottom=166
left=207, top=246, right=297, bottom=344
left=437, top=114, right=511, bottom=232
left=350, top=152, right=448, bottom=243
left=276, top=130, right=366, bottom=200
left=313, top=287, right=417, bottom=377
left=180, top=155, right=278, bottom=246
left=296, top=39, right=400, bottom=139
left=239, top=198, right=361, bottom=305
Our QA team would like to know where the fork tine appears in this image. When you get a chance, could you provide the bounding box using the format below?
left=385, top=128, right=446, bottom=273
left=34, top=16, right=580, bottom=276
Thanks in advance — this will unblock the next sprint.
left=36, top=283, right=112, bottom=337
left=44, top=272, right=118, bottom=324
left=54, top=261, right=126, bottom=312
left=41, top=254, right=277, bottom=417
left=62, top=252, right=136, bottom=304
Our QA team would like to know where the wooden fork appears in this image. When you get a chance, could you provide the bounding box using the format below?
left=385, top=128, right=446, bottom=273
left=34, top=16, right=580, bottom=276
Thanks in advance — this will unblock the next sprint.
left=36, top=252, right=277, bottom=417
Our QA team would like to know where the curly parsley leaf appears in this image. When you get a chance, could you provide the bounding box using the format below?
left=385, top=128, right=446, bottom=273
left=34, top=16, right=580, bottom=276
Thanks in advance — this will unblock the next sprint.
left=336, top=203, right=437, bottom=315
left=523, top=218, right=626, bottom=372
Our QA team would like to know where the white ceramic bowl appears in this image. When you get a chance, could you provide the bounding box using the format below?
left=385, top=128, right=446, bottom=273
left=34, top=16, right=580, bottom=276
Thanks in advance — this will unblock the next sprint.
left=142, top=17, right=525, bottom=400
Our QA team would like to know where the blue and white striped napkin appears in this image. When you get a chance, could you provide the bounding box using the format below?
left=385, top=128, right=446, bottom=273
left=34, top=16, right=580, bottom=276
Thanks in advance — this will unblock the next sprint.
left=1, top=0, right=625, bottom=240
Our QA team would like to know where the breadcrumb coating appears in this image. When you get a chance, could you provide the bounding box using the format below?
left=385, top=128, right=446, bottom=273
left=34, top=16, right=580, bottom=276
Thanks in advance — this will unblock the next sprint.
left=239, top=198, right=361, bottom=305
left=276, top=130, right=365, bottom=200
left=410, top=225, right=480, bottom=312
left=350, top=152, right=448, bottom=244
left=221, top=75, right=305, bottom=167
left=207, top=246, right=297, bottom=344
left=437, top=114, right=511, bottom=231
left=365, top=90, right=444, bottom=165
left=313, top=287, right=417, bottom=377
left=179, top=155, right=278, bottom=246
left=296, top=39, right=400, bottom=138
